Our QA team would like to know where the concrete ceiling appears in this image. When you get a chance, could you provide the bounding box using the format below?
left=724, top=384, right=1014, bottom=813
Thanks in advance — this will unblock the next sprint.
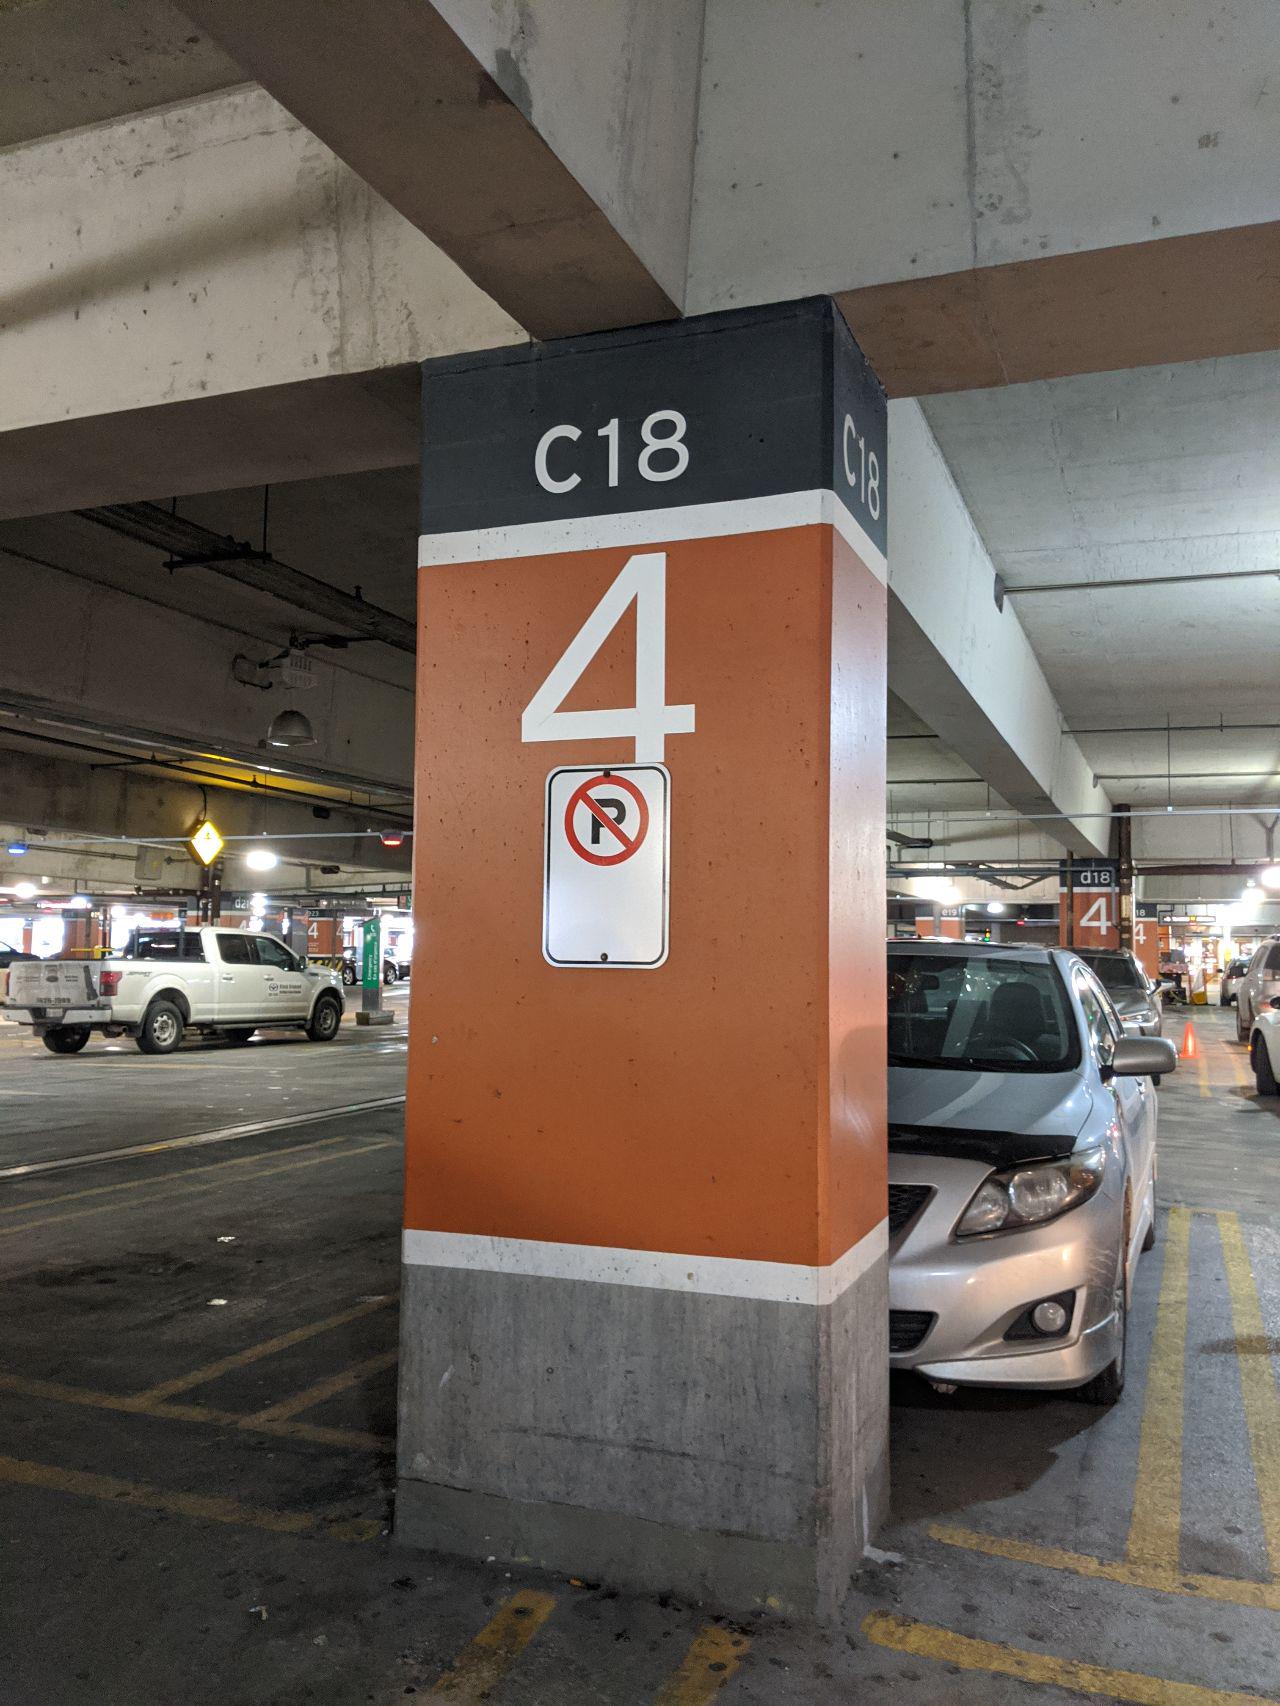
left=0, top=0, right=243, bottom=149
left=921, top=350, right=1280, bottom=811
left=0, top=468, right=419, bottom=694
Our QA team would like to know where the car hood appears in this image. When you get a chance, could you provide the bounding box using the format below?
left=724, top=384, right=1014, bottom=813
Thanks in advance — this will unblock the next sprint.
left=888, top=1066, right=1094, bottom=1169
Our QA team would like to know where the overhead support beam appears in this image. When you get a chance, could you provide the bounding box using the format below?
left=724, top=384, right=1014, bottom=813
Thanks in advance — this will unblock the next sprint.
left=0, top=368, right=420, bottom=525
left=177, top=0, right=685, bottom=339
left=838, top=222, right=1280, bottom=398
left=886, top=399, right=1111, bottom=858
left=77, top=504, right=415, bottom=652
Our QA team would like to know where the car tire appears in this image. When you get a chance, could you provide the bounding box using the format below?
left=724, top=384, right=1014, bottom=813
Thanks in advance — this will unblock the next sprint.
left=341, top=962, right=357, bottom=987
left=1252, top=1035, right=1278, bottom=1097
left=306, top=994, right=342, bottom=1043
left=382, top=964, right=397, bottom=986
left=222, top=1028, right=255, bottom=1046
left=42, top=1025, right=90, bottom=1055
left=136, top=1000, right=184, bottom=1055
left=1078, top=1260, right=1127, bottom=1407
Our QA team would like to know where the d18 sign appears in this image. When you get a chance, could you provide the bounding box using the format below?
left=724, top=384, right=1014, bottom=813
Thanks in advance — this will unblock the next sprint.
left=543, top=765, right=669, bottom=968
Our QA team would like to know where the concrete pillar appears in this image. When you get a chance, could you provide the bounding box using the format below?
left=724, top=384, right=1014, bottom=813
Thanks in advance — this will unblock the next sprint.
left=398, top=298, right=890, bottom=1619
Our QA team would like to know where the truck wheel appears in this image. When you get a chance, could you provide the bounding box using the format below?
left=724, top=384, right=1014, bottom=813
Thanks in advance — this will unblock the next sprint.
left=306, top=995, right=342, bottom=1042
left=42, top=1026, right=90, bottom=1055
left=1252, top=1035, right=1278, bottom=1096
left=136, top=1000, right=184, bottom=1055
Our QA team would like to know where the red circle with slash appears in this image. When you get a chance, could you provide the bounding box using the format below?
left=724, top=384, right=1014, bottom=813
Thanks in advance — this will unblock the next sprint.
left=564, top=773, right=650, bottom=866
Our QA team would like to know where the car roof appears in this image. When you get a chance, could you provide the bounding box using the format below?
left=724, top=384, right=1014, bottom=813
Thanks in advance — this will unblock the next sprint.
left=888, top=938, right=1056, bottom=964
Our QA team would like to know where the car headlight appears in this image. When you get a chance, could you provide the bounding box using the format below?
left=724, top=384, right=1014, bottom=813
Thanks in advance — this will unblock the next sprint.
left=956, top=1146, right=1106, bottom=1237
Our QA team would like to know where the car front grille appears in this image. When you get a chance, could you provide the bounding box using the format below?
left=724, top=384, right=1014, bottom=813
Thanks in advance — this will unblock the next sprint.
left=889, top=1310, right=935, bottom=1353
left=887, top=1182, right=931, bottom=1237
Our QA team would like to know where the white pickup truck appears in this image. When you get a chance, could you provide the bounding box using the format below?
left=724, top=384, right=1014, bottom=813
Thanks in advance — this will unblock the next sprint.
left=5, top=926, right=345, bottom=1056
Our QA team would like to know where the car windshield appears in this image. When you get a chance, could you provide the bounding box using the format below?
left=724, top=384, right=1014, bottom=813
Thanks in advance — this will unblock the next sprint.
left=1075, top=951, right=1143, bottom=993
left=888, top=953, right=1080, bottom=1073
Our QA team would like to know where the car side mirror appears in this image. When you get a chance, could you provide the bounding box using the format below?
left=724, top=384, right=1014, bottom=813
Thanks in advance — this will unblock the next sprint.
left=1109, top=1035, right=1178, bottom=1078
left=295, top=953, right=308, bottom=972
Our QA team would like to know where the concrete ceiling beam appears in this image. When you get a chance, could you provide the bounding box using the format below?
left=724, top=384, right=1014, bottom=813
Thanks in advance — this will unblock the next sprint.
left=887, top=399, right=1112, bottom=859
left=176, top=0, right=688, bottom=339
left=837, top=222, right=1280, bottom=398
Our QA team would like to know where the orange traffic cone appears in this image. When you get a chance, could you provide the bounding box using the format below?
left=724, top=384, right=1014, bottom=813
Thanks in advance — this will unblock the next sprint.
left=1180, top=1021, right=1199, bottom=1060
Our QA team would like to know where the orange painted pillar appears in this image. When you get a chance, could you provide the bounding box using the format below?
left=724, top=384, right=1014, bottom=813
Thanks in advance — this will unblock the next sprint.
left=399, top=299, right=889, bottom=1618
left=1058, top=861, right=1120, bottom=950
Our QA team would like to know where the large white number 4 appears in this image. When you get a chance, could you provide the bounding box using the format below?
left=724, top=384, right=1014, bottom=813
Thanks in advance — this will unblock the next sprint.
left=521, top=551, right=695, bottom=763
left=1079, top=896, right=1111, bottom=934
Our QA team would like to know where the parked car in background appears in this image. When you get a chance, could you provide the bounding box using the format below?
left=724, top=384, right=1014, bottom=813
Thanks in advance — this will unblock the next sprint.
left=5, top=927, right=343, bottom=1055
left=339, top=952, right=402, bottom=987
left=1235, top=939, right=1280, bottom=1042
left=1247, top=997, right=1280, bottom=1095
left=886, top=940, right=1176, bottom=1404
left=1220, top=956, right=1250, bottom=1007
left=1074, top=949, right=1163, bottom=1038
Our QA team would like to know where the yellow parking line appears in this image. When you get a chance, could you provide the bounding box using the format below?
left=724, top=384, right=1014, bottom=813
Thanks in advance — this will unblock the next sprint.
left=0, top=1452, right=380, bottom=1544
left=652, top=1625, right=749, bottom=1703
left=0, top=1139, right=394, bottom=1239
left=1217, top=1213, right=1280, bottom=1578
left=0, top=1367, right=393, bottom=1453
left=429, top=1590, right=556, bottom=1697
left=862, top=1610, right=1263, bottom=1705
left=1195, top=1056, right=1212, bottom=1099
left=1128, top=1204, right=1190, bottom=1570
left=0, top=1131, right=353, bottom=1216
left=244, top=1347, right=398, bottom=1426
left=930, top=1524, right=1280, bottom=1613
left=136, top=1295, right=395, bottom=1404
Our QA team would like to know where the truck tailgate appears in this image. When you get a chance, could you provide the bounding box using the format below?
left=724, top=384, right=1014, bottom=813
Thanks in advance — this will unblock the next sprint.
left=6, top=960, right=102, bottom=1008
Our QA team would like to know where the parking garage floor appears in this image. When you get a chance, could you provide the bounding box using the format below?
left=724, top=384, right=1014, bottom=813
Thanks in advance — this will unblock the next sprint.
left=1, top=1004, right=1276, bottom=1704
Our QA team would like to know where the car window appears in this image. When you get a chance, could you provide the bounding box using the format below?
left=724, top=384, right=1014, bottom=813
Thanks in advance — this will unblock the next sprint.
left=124, top=931, right=205, bottom=962
left=216, top=932, right=255, bottom=965
left=887, top=953, right=1080, bottom=1073
left=1076, top=951, right=1142, bottom=993
left=1075, top=971, right=1119, bottom=1068
left=1265, top=945, right=1280, bottom=973
left=254, top=936, right=295, bottom=970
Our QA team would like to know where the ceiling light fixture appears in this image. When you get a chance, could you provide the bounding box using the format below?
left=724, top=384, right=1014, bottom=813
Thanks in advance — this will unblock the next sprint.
left=1260, top=865, right=1280, bottom=890
left=266, top=709, right=317, bottom=748
left=244, top=848, right=279, bottom=872
left=6, top=841, right=28, bottom=857
left=13, top=881, right=37, bottom=900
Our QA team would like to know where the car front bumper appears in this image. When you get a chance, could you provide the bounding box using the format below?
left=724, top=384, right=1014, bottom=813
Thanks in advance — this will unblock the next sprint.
left=889, top=1153, right=1124, bottom=1390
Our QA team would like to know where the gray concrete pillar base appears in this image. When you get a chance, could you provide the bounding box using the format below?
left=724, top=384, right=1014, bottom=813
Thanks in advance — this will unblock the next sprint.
left=394, top=1248, right=889, bottom=1623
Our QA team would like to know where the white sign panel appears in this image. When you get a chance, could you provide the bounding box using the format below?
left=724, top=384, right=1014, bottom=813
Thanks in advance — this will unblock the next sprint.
left=543, top=764, right=669, bottom=968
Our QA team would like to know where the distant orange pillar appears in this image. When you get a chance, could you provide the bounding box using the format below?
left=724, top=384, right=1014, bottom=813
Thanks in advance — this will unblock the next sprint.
left=398, top=300, right=890, bottom=1618
left=1059, top=862, right=1121, bottom=950
left=1132, top=902, right=1161, bottom=980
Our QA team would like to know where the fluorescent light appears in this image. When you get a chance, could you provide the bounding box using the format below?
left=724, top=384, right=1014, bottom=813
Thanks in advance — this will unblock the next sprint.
left=5, top=842, right=27, bottom=857
left=67, top=896, right=91, bottom=909
left=244, top=848, right=279, bottom=872
left=13, top=881, right=37, bottom=899
left=985, top=901, right=1007, bottom=915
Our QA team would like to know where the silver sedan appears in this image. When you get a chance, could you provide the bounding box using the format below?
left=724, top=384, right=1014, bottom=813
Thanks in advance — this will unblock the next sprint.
left=887, top=941, right=1176, bottom=1403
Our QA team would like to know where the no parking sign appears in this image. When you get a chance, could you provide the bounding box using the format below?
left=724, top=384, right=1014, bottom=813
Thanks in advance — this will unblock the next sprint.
left=543, top=764, right=669, bottom=967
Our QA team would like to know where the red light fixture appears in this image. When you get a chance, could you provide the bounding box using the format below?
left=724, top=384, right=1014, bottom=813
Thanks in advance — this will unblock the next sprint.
left=379, top=831, right=406, bottom=849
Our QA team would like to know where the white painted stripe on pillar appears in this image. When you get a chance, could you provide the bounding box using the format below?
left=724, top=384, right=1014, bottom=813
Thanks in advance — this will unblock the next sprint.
left=418, top=490, right=888, bottom=585
left=401, top=1216, right=888, bottom=1306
